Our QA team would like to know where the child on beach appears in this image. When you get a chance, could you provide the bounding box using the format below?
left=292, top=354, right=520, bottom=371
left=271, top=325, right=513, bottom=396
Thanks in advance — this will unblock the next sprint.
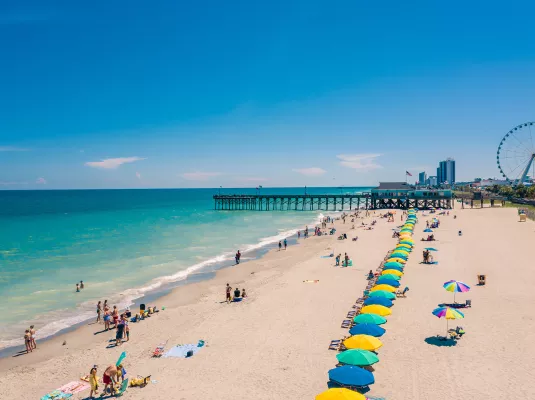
left=89, top=366, right=99, bottom=398
left=242, top=288, right=247, bottom=298
left=284, top=238, right=287, bottom=250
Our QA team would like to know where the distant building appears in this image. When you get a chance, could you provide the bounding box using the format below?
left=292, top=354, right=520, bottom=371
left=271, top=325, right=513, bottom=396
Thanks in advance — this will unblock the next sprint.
left=418, top=172, right=427, bottom=185
left=428, top=176, right=438, bottom=186
left=479, top=179, right=509, bottom=188
left=437, top=158, right=455, bottom=184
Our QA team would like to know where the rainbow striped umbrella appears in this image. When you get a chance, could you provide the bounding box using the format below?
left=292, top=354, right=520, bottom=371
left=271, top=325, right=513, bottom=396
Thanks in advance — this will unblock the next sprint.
left=432, top=306, right=464, bottom=334
left=443, top=280, right=471, bottom=302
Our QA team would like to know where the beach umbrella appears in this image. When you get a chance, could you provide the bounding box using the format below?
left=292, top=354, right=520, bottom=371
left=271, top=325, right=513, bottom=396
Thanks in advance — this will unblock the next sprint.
left=328, top=366, right=375, bottom=387
left=391, top=250, right=409, bottom=256
left=368, top=290, right=396, bottom=300
left=375, top=278, right=400, bottom=288
left=384, top=261, right=403, bottom=269
left=386, top=258, right=406, bottom=264
left=343, top=335, right=383, bottom=351
left=400, top=230, right=412, bottom=234
left=423, top=228, right=433, bottom=233
left=348, top=324, right=386, bottom=338
left=353, top=313, right=387, bottom=325
left=432, top=306, right=465, bottom=334
left=316, top=388, right=366, bottom=400
left=382, top=269, right=403, bottom=277
left=443, top=280, right=471, bottom=302
left=389, top=254, right=408, bottom=260
left=382, top=266, right=403, bottom=273
left=399, top=241, right=413, bottom=246
left=363, top=297, right=393, bottom=307
left=396, top=244, right=412, bottom=249
left=371, top=284, right=396, bottom=293
left=361, top=305, right=392, bottom=316
left=337, top=348, right=380, bottom=365
left=379, top=273, right=400, bottom=281
left=425, top=247, right=438, bottom=251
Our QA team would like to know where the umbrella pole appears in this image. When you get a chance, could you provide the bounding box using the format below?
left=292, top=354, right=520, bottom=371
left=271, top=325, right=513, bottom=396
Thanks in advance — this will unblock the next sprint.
left=454, top=292, right=456, bottom=303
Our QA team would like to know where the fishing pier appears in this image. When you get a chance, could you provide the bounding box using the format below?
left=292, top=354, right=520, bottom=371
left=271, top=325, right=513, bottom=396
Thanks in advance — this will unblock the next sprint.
left=213, top=183, right=454, bottom=211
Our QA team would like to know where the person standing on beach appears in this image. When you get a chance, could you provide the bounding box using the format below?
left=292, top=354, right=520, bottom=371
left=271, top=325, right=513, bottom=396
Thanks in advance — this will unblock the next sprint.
left=335, top=254, right=340, bottom=266
left=112, top=306, right=119, bottom=329
left=115, top=317, right=125, bottom=346
left=298, top=231, right=301, bottom=239
left=29, top=325, right=37, bottom=349
left=24, top=330, right=32, bottom=353
left=89, top=366, right=99, bottom=399
left=80, top=280, right=84, bottom=289
left=235, top=251, right=240, bottom=265
left=226, top=283, right=232, bottom=303
left=96, top=301, right=102, bottom=323
left=344, top=253, right=349, bottom=267
left=283, top=238, right=287, bottom=250
left=278, top=241, right=282, bottom=251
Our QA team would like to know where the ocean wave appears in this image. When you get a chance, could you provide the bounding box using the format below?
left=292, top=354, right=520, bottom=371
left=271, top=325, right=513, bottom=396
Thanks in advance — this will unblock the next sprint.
left=0, top=212, right=324, bottom=350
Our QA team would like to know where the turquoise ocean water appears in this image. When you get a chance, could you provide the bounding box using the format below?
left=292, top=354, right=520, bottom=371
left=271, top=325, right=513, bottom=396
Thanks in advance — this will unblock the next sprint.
left=0, top=187, right=371, bottom=349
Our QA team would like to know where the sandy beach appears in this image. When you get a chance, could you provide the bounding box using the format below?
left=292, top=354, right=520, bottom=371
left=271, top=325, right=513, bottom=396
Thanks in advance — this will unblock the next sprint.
left=2, top=207, right=535, bottom=399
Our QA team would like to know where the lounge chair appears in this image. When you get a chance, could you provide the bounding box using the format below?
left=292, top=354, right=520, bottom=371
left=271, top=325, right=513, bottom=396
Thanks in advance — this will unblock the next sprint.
left=396, top=287, right=409, bottom=297
left=152, top=340, right=168, bottom=357
left=347, top=310, right=357, bottom=318
left=341, top=319, right=352, bottom=329
left=328, top=339, right=347, bottom=351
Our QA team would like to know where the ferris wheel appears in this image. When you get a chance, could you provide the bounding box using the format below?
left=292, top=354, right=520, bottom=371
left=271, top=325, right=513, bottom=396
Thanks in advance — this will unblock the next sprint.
left=497, top=122, right=535, bottom=185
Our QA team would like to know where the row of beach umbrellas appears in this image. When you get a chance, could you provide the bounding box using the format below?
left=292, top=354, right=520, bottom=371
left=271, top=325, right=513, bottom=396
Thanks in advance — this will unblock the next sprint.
left=316, top=209, right=419, bottom=400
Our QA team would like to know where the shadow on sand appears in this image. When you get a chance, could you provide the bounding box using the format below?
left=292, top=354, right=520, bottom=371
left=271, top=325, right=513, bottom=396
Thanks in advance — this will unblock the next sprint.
left=425, top=336, right=457, bottom=347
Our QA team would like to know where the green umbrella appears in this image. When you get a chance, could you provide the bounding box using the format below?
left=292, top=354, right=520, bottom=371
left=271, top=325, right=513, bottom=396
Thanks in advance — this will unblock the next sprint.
left=368, top=290, right=396, bottom=300
left=380, top=273, right=401, bottom=281
left=384, top=262, right=403, bottom=269
left=353, top=313, right=387, bottom=325
left=336, top=349, right=379, bottom=366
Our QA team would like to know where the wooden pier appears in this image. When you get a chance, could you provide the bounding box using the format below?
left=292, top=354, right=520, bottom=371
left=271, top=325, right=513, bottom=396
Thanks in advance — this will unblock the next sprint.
left=213, top=193, right=453, bottom=211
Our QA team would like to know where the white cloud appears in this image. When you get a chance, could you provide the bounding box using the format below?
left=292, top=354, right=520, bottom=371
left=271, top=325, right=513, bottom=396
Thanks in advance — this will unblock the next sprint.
left=293, top=167, right=326, bottom=176
left=180, top=172, right=222, bottom=181
left=337, top=154, right=382, bottom=171
left=0, top=146, right=28, bottom=152
left=36, top=177, right=47, bottom=184
left=85, top=157, right=146, bottom=169
left=136, top=172, right=142, bottom=180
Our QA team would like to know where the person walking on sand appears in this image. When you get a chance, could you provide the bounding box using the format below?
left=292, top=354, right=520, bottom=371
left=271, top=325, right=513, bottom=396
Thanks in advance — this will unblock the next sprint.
left=284, top=238, right=287, bottom=250
left=335, top=254, right=340, bottom=266
left=96, top=301, right=102, bottom=323
left=226, top=283, right=232, bottom=304
left=235, top=250, right=240, bottom=265
left=278, top=241, right=282, bottom=251
left=29, top=325, right=37, bottom=349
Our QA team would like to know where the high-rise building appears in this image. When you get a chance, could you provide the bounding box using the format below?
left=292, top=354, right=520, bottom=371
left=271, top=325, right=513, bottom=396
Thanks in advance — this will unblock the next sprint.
left=428, top=176, right=438, bottom=186
left=437, top=158, right=455, bottom=184
left=418, top=172, right=427, bottom=185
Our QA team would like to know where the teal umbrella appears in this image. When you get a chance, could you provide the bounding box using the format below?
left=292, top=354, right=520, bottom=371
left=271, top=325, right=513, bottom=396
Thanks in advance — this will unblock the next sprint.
left=353, top=313, right=387, bottom=325
left=384, top=262, right=403, bottom=268
left=336, top=349, right=380, bottom=366
left=368, top=290, right=396, bottom=300
left=380, top=273, right=401, bottom=281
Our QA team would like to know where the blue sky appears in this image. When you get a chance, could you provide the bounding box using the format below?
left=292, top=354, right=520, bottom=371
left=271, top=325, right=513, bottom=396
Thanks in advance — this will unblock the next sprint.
left=2, top=0, right=535, bottom=189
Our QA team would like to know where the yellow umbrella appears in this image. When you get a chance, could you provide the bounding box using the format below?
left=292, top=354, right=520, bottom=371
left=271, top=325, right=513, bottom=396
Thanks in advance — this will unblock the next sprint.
left=392, top=250, right=409, bottom=256
left=343, top=334, right=383, bottom=351
left=382, top=269, right=403, bottom=277
left=371, top=284, right=396, bottom=293
left=399, top=235, right=412, bottom=239
left=361, top=305, right=392, bottom=316
left=386, top=258, right=406, bottom=264
left=316, top=388, right=366, bottom=400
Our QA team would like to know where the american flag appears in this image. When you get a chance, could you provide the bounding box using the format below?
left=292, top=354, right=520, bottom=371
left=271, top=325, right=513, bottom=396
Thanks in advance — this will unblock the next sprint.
left=406, top=171, right=412, bottom=176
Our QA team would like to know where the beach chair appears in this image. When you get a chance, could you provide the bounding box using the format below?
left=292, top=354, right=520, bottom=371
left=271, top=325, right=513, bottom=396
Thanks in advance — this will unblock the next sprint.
left=347, top=310, right=357, bottom=318
left=329, top=340, right=342, bottom=350
left=341, top=319, right=352, bottom=329
left=152, top=340, right=168, bottom=357
left=396, top=287, right=409, bottom=297
left=465, top=299, right=472, bottom=307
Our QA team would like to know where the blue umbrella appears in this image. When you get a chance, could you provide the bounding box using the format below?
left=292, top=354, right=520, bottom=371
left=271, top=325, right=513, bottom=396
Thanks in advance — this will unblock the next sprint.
left=375, top=278, right=400, bottom=288
left=363, top=297, right=393, bottom=308
left=349, top=323, right=386, bottom=337
left=424, top=228, right=433, bottom=233
left=328, top=366, right=375, bottom=387
left=425, top=247, right=438, bottom=251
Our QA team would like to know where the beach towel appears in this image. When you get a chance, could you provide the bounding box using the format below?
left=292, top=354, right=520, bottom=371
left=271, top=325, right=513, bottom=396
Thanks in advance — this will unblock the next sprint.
left=40, top=390, right=72, bottom=400
left=163, top=343, right=203, bottom=358
left=58, top=381, right=90, bottom=395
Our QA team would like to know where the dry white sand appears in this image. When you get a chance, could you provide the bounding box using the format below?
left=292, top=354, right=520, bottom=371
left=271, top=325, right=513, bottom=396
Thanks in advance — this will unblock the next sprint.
left=1, top=207, right=534, bottom=400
